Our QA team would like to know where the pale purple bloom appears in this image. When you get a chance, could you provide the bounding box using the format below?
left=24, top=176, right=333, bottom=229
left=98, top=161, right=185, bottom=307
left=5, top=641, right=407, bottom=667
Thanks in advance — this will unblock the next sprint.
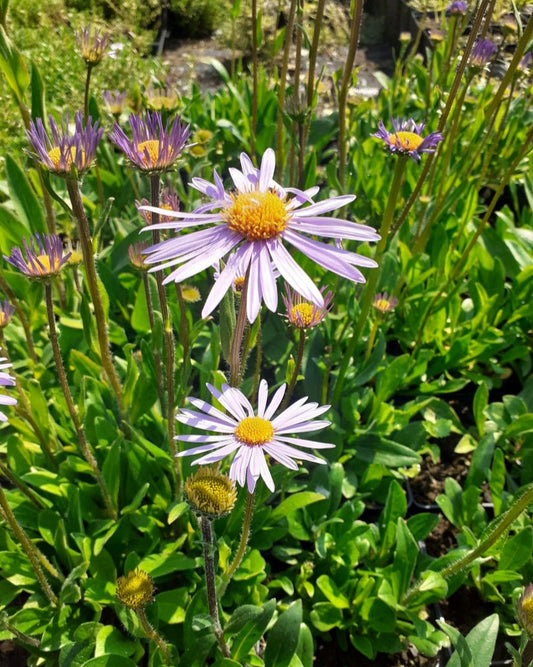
left=214, top=253, right=280, bottom=294
left=470, top=39, right=497, bottom=69
left=135, top=188, right=180, bottom=225
left=176, top=379, right=334, bottom=493
left=446, top=1, right=468, bottom=15
left=373, top=292, right=398, bottom=313
left=4, top=234, right=71, bottom=279
left=373, top=117, right=443, bottom=162
left=0, top=301, right=15, bottom=328
left=0, top=358, right=16, bottom=422
left=282, top=286, right=333, bottom=329
left=142, top=148, right=379, bottom=323
left=76, top=25, right=110, bottom=65
left=518, top=51, right=532, bottom=73
left=109, top=111, right=190, bottom=173
left=26, top=111, right=103, bottom=176
left=102, top=90, right=128, bottom=115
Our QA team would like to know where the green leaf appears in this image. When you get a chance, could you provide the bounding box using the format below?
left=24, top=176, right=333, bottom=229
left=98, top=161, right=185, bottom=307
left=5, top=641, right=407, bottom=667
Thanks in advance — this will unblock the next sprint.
left=94, top=626, right=137, bottom=658
left=316, top=575, right=349, bottom=609
left=295, top=623, right=314, bottom=667
left=5, top=155, right=46, bottom=234
left=353, top=435, right=421, bottom=467
left=138, top=552, right=196, bottom=577
left=498, top=527, right=533, bottom=571
left=270, top=492, right=326, bottom=522
left=156, top=588, right=189, bottom=624
left=264, top=601, right=302, bottom=667
left=393, top=519, right=418, bottom=597
left=473, top=382, right=488, bottom=435
left=0, top=24, right=30, bottom=103
left=30, top=60, right=46, bottom=120
left=81, top=657, right=138, bottom=667
left=443, top=613, right=499, bottom=667
left=230, top=599, right=276, bottom=661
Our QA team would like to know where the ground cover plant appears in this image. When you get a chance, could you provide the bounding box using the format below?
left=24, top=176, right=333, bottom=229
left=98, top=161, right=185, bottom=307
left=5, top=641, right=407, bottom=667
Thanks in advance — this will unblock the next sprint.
left=0, top=0, right=532, bottom=664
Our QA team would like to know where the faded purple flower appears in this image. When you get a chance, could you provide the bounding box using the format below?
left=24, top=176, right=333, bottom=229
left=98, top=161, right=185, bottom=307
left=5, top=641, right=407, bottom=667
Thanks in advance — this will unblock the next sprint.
left=176, top=379, right=333, bottom=493
left=135, top=188, right=180, bottom=225
left=4, top=234, right=71, bottom=280
left=517, top=583, right=533, bottom=638
left=0, top=301, right=14, bottom=329
left=109, top=111, right=190, bottom=173
left=76, top=25, right=110, bottom=65
left=26, top=111, right=103, bottom=176
left=446, top=1, right=468, bottom=15
left=282, top=286, right=333, bottom=329
left=373, top=292, right=398, bottom=313
left=0, top=358, right=16, bottom=422
left=102, top=90, right=128, bottom=116
left=469, top=39, right=497, bottom=69
left=373, top=117, right=443, bottom=161
left=142, top=148, right=379, bottom=323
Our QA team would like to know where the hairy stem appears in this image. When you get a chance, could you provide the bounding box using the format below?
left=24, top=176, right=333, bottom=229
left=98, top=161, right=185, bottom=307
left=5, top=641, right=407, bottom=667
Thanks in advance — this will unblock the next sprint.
left=280, top=328, right=306, bottom=411
left=229, top=272, right=250, bottom=387
left=220, top=491, right=255, bottom=595
left=136, top=607, right=171, bottom=665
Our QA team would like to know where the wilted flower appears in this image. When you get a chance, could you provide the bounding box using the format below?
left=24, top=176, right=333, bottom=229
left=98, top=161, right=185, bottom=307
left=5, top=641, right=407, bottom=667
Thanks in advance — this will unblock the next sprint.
left=116, top=569, right=154, bottom=609
left=145, top=87, right=180, bottom=112
left=176, top=379, right=333, bottom=493
left=64, top=240, right=83, bottom=266
left=26, top=111, right=103, bottom=176
left=428, top=29, right=447, bottom=43
left=135, top=188, right=180, bottom=225
left=185, top=465, right=237, bottom=518
left=517, top=583, right=533, bottom=637
left=373, top=292, right=398, bottom=313
left=128, top=242, right=151, bottom=271
left=4, top=234, right=71, bottom=280
left=282, top=286, right=333, bottom=329
left=373, top=117, right=443, bottom=162
left=446, top=1, right=468, bottom=15
left=181, top=285, right=201, bottom=303
left=76, top=25, right=110, bottom=65
left=0, top=301, right=14, bottom=328
left=0, top=358, right=16, bottom=422
left=142, top=148, right=379, bottom=323
left=102, top=90, right=128, bottom=116
left=109, top=111, right=190, bottom=174
left=469, top=39, right=497, bottom=69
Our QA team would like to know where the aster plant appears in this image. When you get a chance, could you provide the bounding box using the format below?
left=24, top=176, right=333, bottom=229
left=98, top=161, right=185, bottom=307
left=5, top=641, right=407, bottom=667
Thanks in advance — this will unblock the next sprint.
left=373, top=117, right=443, bottom=162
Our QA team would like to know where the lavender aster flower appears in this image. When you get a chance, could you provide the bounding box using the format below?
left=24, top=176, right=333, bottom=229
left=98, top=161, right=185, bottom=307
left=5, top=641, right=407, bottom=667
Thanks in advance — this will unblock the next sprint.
left=142, top=148, right=379, bottom=323
left=176, top=379, right=333, bottom=493
left=373, top=292, right=398, bottom=313
left=76, top=25, right=110, bottom=65
left=135, top=188, right=180, bottom=225
left=4, top=234, right=71, bottom=280
left=109, top=111, right=190, bottom=173
left=469, top=38, right=497, bottom=69
left=0, top=301, right=15, bottom=328
left=373, top=117, right=443, bottom=162
left=26, top=111, right=103, bottom=176
left=0, top=358, right=16, bottom=422
left=446, top=1, right=468, bottom=15
left=282, top=286, right=333, bottom=329
left=102, top=90, right=128, bottom=116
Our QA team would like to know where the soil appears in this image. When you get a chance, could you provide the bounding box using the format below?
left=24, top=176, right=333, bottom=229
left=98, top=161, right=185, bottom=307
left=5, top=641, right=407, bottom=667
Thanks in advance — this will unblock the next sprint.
left=315, top=640, right=441, bottom=666
left=0, top=640, right=29, bottom=666
left=409, top=450, right=471, bottom=508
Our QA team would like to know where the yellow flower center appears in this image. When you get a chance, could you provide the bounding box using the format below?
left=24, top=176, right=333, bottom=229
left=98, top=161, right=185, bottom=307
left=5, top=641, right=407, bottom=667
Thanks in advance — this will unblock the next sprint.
left=291, top=303, right=317, bottom=327
left=374, top=298, right=391, bottom=312
left=0, top=313, right=6, bottom=326
left=233, top=276, right=245, bottom=292
left=67, top=250, right=83, bottom=265
left=47, top=146, right=80, bottom=171
left=235, top=416, right=274, bottom=446
left=137, top=140, right=171, bottom=167
left=28, top=254, right=60, bottom=276
left=181, top=285, right=201, bottom=303
left=223, top=190, right=289, bottom=241
left=389, top=131, right=424, bottom=151
left=185, top=467, right=237, bottom=517
left=115, top=569, right=154, bottom=609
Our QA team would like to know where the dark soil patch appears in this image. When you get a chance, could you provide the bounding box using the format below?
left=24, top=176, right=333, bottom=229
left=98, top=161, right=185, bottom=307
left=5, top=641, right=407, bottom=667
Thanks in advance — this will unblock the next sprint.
left=409, top=452, right=471, bottom=508
left=315, top=641, right=440, bottom=666
left=424, top=515, right=457, bottom=558
left=0, top=641, right=29, bottom=666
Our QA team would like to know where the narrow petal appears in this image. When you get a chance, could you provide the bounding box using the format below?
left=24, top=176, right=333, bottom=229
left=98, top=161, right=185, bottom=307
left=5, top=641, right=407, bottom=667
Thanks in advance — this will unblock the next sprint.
left=257, top=379, right=269, bottom=418
left=275, top=435, right=335, bottom=449
left=191, top=441, right=242, bottom=465
left=262, top=443, right=300, bottom=469
left=259, top=148, right=276, bottom=191
left=263, top=383, right=287, bottom=420
left=258, top=245, right=278, bottom=312
left=257, top=449, right=275, bottom=491
left=295, top=195, right=355, bottom=217
left=163, top=234, right=241, bottom=283
left=202, top=244, right=253, bottom=317
left=291, top=217, right=380, bottom=242
left=268, top=239, right=324, bottom=306
left=270, top=440, right=327, bottom=464
left=246, top=249, right=263, bottom=323
left=187, top=397, right=239, bottom=426
left=276, top=419, right=331, bottom=434
left=207, top=383, right=247, bottom=421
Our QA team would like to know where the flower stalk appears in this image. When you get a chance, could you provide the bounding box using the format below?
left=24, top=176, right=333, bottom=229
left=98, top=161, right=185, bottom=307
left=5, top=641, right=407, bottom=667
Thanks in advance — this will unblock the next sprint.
left=229, top=270, right=250, bottom=387
left=44, top=282, right=117, bottom=519
left=136, top=607, right=171, bottom=665
left=280, top=329, right=306, bottom=411
left=220, top=491, right=255, bottom=595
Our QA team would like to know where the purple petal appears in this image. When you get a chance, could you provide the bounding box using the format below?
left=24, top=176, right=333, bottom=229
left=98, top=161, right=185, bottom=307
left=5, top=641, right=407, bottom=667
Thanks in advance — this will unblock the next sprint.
left=268, top=238, right=324, bottom=306
left=263, top=383, right=287, bottom=420
left=295, top=195, right=355, bottom=217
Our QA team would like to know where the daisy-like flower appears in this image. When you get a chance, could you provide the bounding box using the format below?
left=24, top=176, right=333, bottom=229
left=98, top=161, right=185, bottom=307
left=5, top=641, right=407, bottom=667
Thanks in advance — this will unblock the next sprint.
left=4, top=234, right=71, bottom=280
left=176, top=379, right=333, bottom=493
left=373, top=118, right=443, bottom=162
left=446, top=1, right=468, bottom=15
left=129, top=241, right=151, bottom=271
left=0, top=358, right=16, bottom=422
left=184, top=465, right=237, bottom=518
left=135, top=188, right=180, bottom=225
left=469, top=39, right=497, bottom=70
left=109, top=111, right=190, bottom=174
left=143, top=148, right=379, bottom=323
left=76, top=25, right=110, bottom=65
left=0, top=301, right=15, bottom=329
left=373, top=292, right=398, bottom=314
left=26, top=111, right=103, bottom=176
left=282, top=286, right=333, bottom=329
left=102, top=90, right=128, bottom=116
left=517, top=583, right=533, bottom=638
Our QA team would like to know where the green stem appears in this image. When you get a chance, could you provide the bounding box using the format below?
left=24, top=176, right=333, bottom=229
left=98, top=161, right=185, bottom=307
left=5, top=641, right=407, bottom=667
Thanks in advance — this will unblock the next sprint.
left=0, top=616, right=41, bottom=647
left=251, top=0, right=258, bottom=159
left=136, top=607, right=171, bottom=665
left=364, top=318, right=379, bottom=361
left=65, top=178, right=123, bottom=410
left=201, top=518, right=231, bottom=658
left=404, top=483, right=533, bottom=606
left=0, top=460, right=45, bottom=510
left=338, top=0, right=364, bottom=188
left=220, top=491, right=255, bottom=595
left=229, top=271, right=250, bottom=387
left=44, top=282, right=117, bottom=519
left=280, top=328, right=306, bottom=412
left=0, top=486, right=58, bottom=606
left=332, top=157, right=406, bottom=404
left=276, top=0, right=297, bottom=176
left=0, top=273, right=37, bottom=363
left=149, top=175, right=178, bottom=488
left=83, top=64, right=93, bottom=125
left=175, top=283, right=191, bottom=409
left=142, top=273, right=165, bottom=411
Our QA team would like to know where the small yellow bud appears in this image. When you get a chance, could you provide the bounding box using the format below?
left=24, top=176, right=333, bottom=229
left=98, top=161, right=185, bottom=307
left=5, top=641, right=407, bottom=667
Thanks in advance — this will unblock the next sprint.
left=116, top=569, right=154, bottom=609
left=185, top=466, right=237, bottom=519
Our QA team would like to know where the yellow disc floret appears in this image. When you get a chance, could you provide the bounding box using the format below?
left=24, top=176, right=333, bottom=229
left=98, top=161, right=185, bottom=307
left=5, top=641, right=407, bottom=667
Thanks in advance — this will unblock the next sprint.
left=223, top=190, right=289, bottom=241
left=137, top=140, right=171, bottom=167
left=291, top=303, right=317, bottom=328
left=28, top=254, right=61, bottom=276
left=47, top=146, right=80, bottom=171
left=185, top=466, right=237, bottom=517
left=235, top=416, right=274, bottom=446
left=116, top=569, right=154, bottom=609
left=389, top=131, right=424, bottom=151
